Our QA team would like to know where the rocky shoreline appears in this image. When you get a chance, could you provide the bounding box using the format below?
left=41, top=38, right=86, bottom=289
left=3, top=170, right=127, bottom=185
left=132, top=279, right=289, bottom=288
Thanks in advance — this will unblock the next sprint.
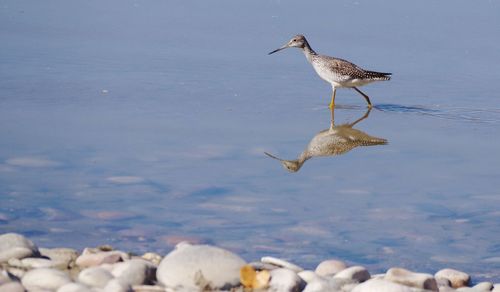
left=0, top=233, right=498, bottom=291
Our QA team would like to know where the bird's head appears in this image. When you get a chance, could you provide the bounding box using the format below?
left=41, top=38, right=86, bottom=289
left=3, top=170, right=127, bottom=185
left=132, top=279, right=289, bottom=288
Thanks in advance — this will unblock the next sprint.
left=269, top=34, right=307, bottom=55
left=264, top=152, right=302, bottom=173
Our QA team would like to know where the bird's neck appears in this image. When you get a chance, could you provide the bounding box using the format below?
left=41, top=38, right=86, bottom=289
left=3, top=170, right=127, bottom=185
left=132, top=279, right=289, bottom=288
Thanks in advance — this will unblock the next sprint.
left=302, top=40, right=317, bottom=62
left=298, top=152, right=311, bottom=165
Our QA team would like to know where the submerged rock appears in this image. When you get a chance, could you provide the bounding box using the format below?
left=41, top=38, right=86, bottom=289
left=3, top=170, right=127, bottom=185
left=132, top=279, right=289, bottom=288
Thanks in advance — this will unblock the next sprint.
left=156, top=242, right=246, bottom=290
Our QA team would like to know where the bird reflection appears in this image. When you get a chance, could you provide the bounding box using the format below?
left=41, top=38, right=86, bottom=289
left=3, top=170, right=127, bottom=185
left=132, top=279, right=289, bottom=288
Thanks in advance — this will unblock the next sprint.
left=265, top=108, right=387, bottom=172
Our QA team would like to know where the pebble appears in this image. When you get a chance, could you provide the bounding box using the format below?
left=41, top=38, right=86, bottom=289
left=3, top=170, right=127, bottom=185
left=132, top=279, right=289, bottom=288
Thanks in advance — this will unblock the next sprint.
left=141, top=252, right=163, bottom=266
left=352, top=278, right=414, bottom=292
left=104, top=278, right=132, bottom=292
left=435, top=268, right=471, bottom=288
left=0, top=233, right=498, bottom=292
left=10, top=257, right=67, bottom=269
left=0, top=233, right=39, bottom=262
left=333, top=265, right=371, bottom=283
left=0, top=281, right=25, bottom=292
left=248, top=261, right=281, bottom=271
left=78, top=266, right=114, bottom=287
left=76, top=249, right=128, bottom=268
left=302, top=279, right=332, bottom=292
left=314, top=259, right=347, bottom=276
left=132, top=285, right=166, bottom=292
left=111, top=259, right=156, bottom=286
left=40, top=247, right=79, bottom=268
left=5, top=267, right=25, bottom=279
left=261, top=256, right=304, bottom=272
left=472, top=282, right=494, bottom=291
left=269, top=268, right=306, bottom=292
left=240, top=264, right=270, bottom=289
left=385, top=267, right=438, bottom=291
left=57, top=283, right=93, bottom=292
left=437, top=277, right=452, bottom=288
left=455, top=282, right=494, bottom=291
left=21, top=268, right=71, bottom=291
left=1, top=268, right=14, bottom=284
left=156, top=242, right=246, bottom=290
left=298, top=270, right=327, bottom=283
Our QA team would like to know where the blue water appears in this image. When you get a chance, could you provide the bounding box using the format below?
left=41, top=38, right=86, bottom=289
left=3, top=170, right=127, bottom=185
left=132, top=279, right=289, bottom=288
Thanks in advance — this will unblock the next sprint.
left=1, top=0, right=500, bottom=281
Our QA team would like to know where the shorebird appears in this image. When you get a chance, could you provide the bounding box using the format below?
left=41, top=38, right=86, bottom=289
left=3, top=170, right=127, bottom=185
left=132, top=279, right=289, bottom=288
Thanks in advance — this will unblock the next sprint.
left=269, top=34, right=391, bottom=108
left=265, top=108, right=387, bottom=172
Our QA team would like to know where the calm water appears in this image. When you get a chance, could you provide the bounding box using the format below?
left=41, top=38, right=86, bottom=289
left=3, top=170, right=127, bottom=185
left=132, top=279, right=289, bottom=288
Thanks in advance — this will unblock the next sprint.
left=1, top=0, right=500, bottom=281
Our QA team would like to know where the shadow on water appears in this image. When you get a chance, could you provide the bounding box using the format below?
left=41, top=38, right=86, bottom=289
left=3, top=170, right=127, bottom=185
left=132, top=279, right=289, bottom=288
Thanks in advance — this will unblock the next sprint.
left=376, top=103, right=500, bottom=124
left=265, top=107, right=387, bottom=172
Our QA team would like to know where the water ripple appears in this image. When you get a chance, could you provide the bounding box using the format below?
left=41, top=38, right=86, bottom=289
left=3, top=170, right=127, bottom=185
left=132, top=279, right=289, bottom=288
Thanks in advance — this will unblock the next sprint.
left=376, top=104, right=500, bottom=124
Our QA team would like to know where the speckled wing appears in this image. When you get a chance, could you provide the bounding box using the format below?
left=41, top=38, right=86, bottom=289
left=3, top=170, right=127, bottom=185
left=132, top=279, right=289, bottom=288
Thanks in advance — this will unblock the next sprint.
left=322, top=56, right=391, bottom=81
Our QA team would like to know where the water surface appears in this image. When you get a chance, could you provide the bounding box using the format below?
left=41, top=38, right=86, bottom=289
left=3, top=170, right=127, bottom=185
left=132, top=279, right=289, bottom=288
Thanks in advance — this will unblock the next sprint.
left=1, top=0, right=500, bottom=281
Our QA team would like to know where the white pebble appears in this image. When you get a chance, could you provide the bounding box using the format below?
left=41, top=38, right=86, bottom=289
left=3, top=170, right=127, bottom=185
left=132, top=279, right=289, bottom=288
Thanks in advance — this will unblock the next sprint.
left=435, top=268, right=471, bottom=288
left=21, top=268, right=71, bottom=291
left=269, top=268, right=306, bottom=292
left=261, top=256, right=304, bottom=272
left=384, top=267, right=437, bottom=291
left=333, top=266, right=370, bottom=282
left=315, top=259, right=347, bottom=276
left=78, top=266, right=114, bottom=288
left=156, top=243, right=245, bottom=290
left=57, top=283, right=93, bottom=292
left=0, top=233, right=39, bottom=262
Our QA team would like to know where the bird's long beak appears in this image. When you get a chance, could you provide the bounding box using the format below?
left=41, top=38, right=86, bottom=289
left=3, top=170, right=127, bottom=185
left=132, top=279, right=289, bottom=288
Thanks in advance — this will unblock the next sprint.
left=268, top=44, right=288, bottom=55
left=264, top=152, right=284, bottom=161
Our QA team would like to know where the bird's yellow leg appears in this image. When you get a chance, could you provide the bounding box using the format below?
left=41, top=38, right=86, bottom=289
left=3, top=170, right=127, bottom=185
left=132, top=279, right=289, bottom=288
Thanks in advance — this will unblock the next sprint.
left=328, top=88, right=336, bottom=109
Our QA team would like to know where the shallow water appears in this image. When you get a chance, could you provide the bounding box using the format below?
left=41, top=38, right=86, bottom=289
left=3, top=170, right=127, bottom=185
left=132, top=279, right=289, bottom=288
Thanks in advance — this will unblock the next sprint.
left=1, top=0, right=500, bottom=281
